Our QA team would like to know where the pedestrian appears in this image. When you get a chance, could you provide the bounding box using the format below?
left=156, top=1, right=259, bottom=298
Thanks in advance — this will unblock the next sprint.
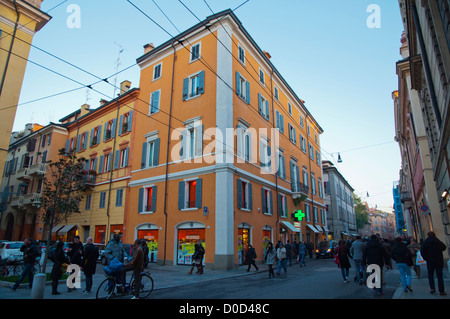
left=141, top=239, right=149, bottom=269
left=245, top=244, right=258, bottom=272
left=407, top=237, right=421, bottom=278
left=306, top=241, right=313, bottom=258
left=292, top=240, right=298, bottom=261
left=67, top=235, right=83, bottom=292
left=50, top=241, right=69, bottom=295
left=276, top=242, right=287, bottom=275
left=188, top=241, right=205, bottom=275
left=264, top=242, right=276, bottom=278
left=391, top=237, right=413, bottom=293
left=362, top=234, right=391, bottom=296
left=121, top=239, right=144, bottom=299
left=350, top=235, right=366, bottom=285
left=338, top=240, right=353, bottom=283
left=10, top=238, right=40, bottom=291
left=82, top=237, right=99, bottom=293
left=297, top=241, right=306, bottom=267
left=420, top=231, right=447, bottom=296
left=285, top=241, right=292, bottom=266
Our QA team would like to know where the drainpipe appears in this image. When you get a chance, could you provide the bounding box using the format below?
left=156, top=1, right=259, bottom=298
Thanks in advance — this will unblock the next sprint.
left=162, top=40, right=177, bottom=265
left=0, top=0, right=19, bottom=95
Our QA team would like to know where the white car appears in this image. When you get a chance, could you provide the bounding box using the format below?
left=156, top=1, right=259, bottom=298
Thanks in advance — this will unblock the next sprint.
left=0, top=241, right=24, bottom=261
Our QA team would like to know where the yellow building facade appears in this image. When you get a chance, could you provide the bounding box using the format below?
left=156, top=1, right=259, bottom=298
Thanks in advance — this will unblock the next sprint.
left=0, top=0, right=51, bottom=178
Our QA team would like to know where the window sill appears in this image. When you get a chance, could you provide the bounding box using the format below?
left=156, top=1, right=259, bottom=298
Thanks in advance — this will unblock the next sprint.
left=139, top=211, right=155, bottom=215
left=181, top=207, right=199, bottom=212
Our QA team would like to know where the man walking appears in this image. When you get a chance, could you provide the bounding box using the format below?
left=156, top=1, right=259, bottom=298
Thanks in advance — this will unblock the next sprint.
left=122, top=239, right=144, bottom=299
left=10, top=238, right=40, bottom=291
left=350, top=236, right=366, bottom=285
left=363, top=235, right=391, bottom=296
left=420, top=231, right=447, bottom=296
left=276, top=242, right=287, bottom=275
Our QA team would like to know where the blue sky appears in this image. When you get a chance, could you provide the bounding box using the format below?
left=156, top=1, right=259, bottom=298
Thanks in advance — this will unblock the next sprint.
left=13, top=0, right=404, bottom=211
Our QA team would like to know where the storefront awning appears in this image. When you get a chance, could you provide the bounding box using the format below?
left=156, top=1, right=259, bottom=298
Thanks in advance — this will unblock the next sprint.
left=322, top=225, right=329, bottom=232
left=315, top=225, right=323, bottom=232
left=51, top=225, right=63, bottom=234
left=57, top=225, right=76, bottom=235
left=281, top=221, right=300, bottom=233
left=306, top=224, right=319, bottom=233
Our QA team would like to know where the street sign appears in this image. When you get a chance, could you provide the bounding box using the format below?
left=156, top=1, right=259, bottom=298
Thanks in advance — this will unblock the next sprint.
left=421, top=205, right=428, bottom=212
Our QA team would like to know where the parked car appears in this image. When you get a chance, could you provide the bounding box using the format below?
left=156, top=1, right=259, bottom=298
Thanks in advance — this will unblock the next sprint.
left=0, top=241, right=24, bottom=261
left=92, top=243, right=106, bottom=263
left=315, top=240, right=338, bottom=259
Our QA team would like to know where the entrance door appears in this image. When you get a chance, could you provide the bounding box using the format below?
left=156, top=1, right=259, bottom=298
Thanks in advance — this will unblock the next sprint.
left=238, top=224, right=251, bottom=265
left=177, top=227, right=205, bottom=265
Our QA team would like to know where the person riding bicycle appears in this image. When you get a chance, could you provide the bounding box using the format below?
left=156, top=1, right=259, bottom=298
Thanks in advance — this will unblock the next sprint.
left=121, top=239, right=144, bottom=299
left=104, top=234, right=129, bottom=264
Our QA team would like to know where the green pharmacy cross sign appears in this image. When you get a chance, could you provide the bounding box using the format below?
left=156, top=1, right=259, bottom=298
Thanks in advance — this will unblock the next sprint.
left=294, top=209, right=305, bottom=221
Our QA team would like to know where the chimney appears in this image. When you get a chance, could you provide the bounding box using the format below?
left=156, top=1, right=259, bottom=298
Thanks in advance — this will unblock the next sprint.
left=120, top=80, right=131, bottom=95
left=263, top=51, right=271, bottom=60
left=144, top=43, right=155, bottom=54
left=99, top=99, right=108, bottom=106
left=80, top=104, right=90, bottom=116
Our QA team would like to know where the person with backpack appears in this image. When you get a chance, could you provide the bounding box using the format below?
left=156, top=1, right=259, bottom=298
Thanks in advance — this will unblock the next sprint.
left=82, top=237, right=99, bottom=293
left=10, top=238, right=41, bottom=291
left=391, top=237, right=413, bottom=293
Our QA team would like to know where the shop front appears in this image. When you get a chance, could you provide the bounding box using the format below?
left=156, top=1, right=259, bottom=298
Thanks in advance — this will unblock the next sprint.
left=238, top=223, right=251, bottom=265
left=95, top=225, right=106, bottom=244
left=137, top=224, right=158, bottom=263
left=177, top=222, right=205, bottom=265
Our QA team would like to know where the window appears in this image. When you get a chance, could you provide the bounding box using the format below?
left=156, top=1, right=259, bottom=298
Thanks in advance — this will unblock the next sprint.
left=278, top=193, right=287, bottom=218
left=236, top=71, right=250, bottom=104
left=303, top=168, right=309, bottom=190
left=309, top=143, right=314, bottom=160
left=259, top=69, right=265, bottom=85
left=321, top=208, right=326, bottom=225
left=182, top=71, right=205, bottom=100
left=105, top=120, right=114, bottom=141
left=238, top=45, right=245, bottom=64
left=119, top=148, right=129, bottom=168
left=190, top=43, right=200, bottom=62
left=149, top=90, right=160, bottom=114
left=274, top=86, right=279, bottom=101
left=41, top=135, right=47, bottom=147
left=119, top=111, right=133, bottom=135
left=260, top=138, right=271, bottom=169
left=115, top=189, right=123, bottom=207
left=299, top=115, right=304, bottom=128
left=258, top=93, right=270, bottom=120
left=138, top=185, right=158, bottom=213
left=305, top=203, right=311, bottom=222
left=275, top=111, right=284, bottom=133
left=85, top=194, right=91, bottom=210
left=41, top=151, right=47, bottom=163
left=318, top=179, right=323, bottom=198
left=316, top=151, right=321, bottom=165
left=288, top=123, right=296, bottom=144
left=77, top=131, right=89, bottom=152
left=261, top=188, right=273, bottom=215
left=99, top=192, right=106, bottom=209
left=237, top=124, right=252, bottom=162
left=178, top=178, right=202, bottom=210
left=290, top=161, right=300, bottom=192
left=103, top=154, right=110, bottom=172
left=311, top=174, right=316, bottom=195
left=91, top=126, right=101, bottom=147
left=313, top=206, right=318, bottom=223
left=89, top=157, right=97, bottom=172
left=141, top=138, right=160, bottom=169
left=237, top=179, right=252, bottom=210
left=180, top=122, right=203, bottom=160
left=288, top=102, right=292, bottom=115
left=300, top=135, right=307, bottom=152
left=153, top=63, right=162, bottom=80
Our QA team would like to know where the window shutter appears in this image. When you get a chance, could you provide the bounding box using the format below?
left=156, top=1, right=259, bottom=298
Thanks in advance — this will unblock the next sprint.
left=282, top=155, right=286, bottom=179
left=118, top=115, right=123, bottom=135
left=124, top=148, right=129, bottom=167
left=245, top=133, right=250, bottom=162
left=180, top=129, right=187, bottom=160
left=265, top=100, right=270, bottom=120
left=269, top=190, right=273, bottom=214
left=128, top=111, right=133, bottom=132
left=84, top=131, right=89, bottom=149
left=65, top=139, right=70, bottom=154
left=103, top=122, right=107, bottom=141
left=258, top=93, right=262, bottom=115
left=195, top=125, right=204, bottom=157
left=76, top=135, right=81, bottom=152
left=276, top=111, right=280, bottom=130
left=261, top=188, right=266, bottom=213
left=182, top=78, right=189, bottom=100
left=237, top=179, right=242, bottom=209
left=114, top=150, right=120, bottom=170
left=138, top=188, right=144, bottom=213
left=90, top=128, right=94, bottom=146
left=248, top=182, right=253, bottom=211
left=84, top=159, right=90, bottom=171
left=111, top=118, right=117, bottom=138
left=236, top=71, right=241, bottom=96
left=296, top=166, right=301, bottom=192
left=178, top=181, right=185, bottom=210
left=284, top=195, right=287, bottom=217
left=278, top=194, right=282, bottom=216
left=141, top=142, right=147, bottom=169
left=151, top=186, right=157, bottom=212
left=290, top=162, right=295, bottom=191
left=198, top=71, right=205, bottom=94
left=246, top=80, right=250, bottom=104
left=98, top=156, right=104, bottom=174
left=280, top=114, right=284, bottom=133
left=153, top=138, right=160, bottom=166
left=97, top=125, right=102, bottom=144
left=195, top=178, right=202, bottom=208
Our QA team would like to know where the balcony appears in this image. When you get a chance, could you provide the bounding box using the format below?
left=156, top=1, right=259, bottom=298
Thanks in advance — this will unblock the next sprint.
left=75, top=170, right=97, bottom=191
left=400, top=191, right=412, bottom=203
left=27, top=163, right=48, bottom=176
left=10, top=193, right=42, bottom=210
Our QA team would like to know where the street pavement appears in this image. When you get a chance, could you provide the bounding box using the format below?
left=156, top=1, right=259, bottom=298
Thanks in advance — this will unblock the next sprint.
left=0, top=258, right=448, bottom=300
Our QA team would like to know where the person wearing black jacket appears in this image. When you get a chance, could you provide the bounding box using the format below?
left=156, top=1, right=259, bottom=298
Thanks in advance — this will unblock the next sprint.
left=10, top=238, right=41, bottom=291
left=82, top=237, right=99, bottom=293
left=420, top=231, right=447, bottom=296
left=67, top=236, right=83, bottom=292
left=391, top=238, right=413, bottom=293
left=245, top=244, right=259, bottom=272
left=50, top=241, right=69, bottom=295
left=363, top=235, right=391, bottom=296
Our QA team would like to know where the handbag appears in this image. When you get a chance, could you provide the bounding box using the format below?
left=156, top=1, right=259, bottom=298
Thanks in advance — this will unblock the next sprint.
left=416, top=251, right=426, bottom=266
left=334, top=247, right=340, bottom=265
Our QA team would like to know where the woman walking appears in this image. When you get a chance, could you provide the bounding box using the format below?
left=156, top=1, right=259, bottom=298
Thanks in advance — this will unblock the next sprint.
left=245, top=244, right=259, bottom=272
left=391, top=237, right=413, bottom=292
left=50, top=241, right=69, bottom=295
left=338, top=240, right=352, bottom=283
left=264, top=243, right=276, bottom=278
left=407, top=238, right=420, bottom=278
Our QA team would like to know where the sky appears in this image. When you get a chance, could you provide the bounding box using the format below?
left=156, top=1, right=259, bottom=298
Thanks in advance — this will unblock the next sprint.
left=12, top=0, right=405, bottom=212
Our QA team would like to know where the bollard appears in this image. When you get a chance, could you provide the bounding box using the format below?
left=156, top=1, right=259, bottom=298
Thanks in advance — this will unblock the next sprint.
left=31, top=273, right=46, bottom=299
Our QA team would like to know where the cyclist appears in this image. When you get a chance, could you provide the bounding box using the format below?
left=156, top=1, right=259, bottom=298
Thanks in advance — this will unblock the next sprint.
left=121, top=239, right=144, bottom=299
left=104, top=234, right=129, bottom=264
left=10, top=238, right=40, bottom=291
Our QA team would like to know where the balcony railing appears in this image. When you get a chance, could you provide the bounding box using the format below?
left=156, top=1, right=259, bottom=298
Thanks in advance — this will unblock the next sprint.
left=400, top=191, right=412, bottom=202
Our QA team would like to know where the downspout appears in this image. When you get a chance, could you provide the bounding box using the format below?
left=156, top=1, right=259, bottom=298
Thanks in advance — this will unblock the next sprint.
left=305, top=115, right=315, bottom=243
left=0, top=0, right=19, bottom=95
left=162, top=40, right=177, bottom=265
left=105, top=101, right=121, bottom=242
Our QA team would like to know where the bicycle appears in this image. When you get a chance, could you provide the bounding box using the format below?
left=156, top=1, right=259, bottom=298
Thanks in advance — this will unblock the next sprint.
left=96, top=270, right=154, bottom=299
left=0, top=255, right=24, bottom=279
